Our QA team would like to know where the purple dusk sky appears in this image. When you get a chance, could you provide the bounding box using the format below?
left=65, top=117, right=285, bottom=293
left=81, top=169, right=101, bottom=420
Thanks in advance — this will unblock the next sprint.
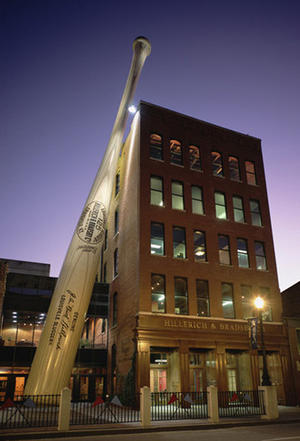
left=1, top=0, right=299, bottom=291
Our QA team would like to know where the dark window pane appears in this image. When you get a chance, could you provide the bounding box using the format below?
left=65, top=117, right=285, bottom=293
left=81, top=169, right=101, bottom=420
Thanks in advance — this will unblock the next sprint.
left=211, top=151, right=223, bottom=176
left=229, top=156, right=241, bottom=181
left=222, top=283, right=235, bottom=318
left=173, top=227, right=186, bottom=259
left=189, top=145, right=201, bottom=170
left=196, top=280, right=209, bottom=316
left=250, top=200, right=262, bottom=226
left=151, top=222, right=164, bottom=255
left=174, top=277, right=188, bottom=314
left=218, top=235, right=231, bottom=265
left=170, top=139, right=183, bottom=165
left=237, top=238, right=249, bottom=268
left=194, top=230, right=207, bottom=262
left=245, top=161, right=257, bottom=185
left=151, top=274, right=165, bottom=313
left=150, top=133, right=163, bottom=160
left=255, top=241, right=267, bottom=270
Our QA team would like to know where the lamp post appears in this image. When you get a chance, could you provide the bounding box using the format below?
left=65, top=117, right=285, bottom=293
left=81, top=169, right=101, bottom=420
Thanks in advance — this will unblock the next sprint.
left=254, top=296, right=271, bottom=386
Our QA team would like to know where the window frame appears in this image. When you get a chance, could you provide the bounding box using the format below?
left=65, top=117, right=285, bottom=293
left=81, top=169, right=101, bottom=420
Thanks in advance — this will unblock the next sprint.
left=196, top=279, right=210, bottom=317
left=218, top=234, right=231, bottom=265
left=170, top=139, right=183, bottom=166
left=193, top=230, right=207, bottom=262
left=151, top=273, right=166, bottom=313
left=233, top=195, right=245, bottom=223
left=228, top=156, right=241, bottom=181
left=189, top=145, right=201, bottom=171
left=151, top=222, right=165, bottom=256
left=150, top=133, right=163, bottom=161
left=174, top=277, right=188, bottom=315
left=255, top=241, right=267, bottom=270
left=173, top=226, right=187, bottom=259
left=215, top=191, right=227, bottom=220
left=222, top=282, right=235, bottom=319
left=237, top=238, right=250, bottom=268
left=191, top=185, right=204, bottom=215
left=245, top=160, right=257, bottom=185
left=250, top=199, right=262, bottom=226
left=172, top=180, right=185, bottom=210
left=113, top=249, right=118, bottom=278
left=211, top=151, right=224, bottom=177
left=150, top=175, right=164, bottom=207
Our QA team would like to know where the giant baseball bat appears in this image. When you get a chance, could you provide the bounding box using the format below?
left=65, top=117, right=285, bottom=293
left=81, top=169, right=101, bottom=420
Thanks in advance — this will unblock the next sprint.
left=25, top=37, right=151, bottom=395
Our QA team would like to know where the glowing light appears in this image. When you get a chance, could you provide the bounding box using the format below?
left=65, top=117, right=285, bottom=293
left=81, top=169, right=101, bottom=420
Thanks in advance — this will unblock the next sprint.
left=128, top=105, right=137, bottom=114
left=254, top=296, right=264, bottom=309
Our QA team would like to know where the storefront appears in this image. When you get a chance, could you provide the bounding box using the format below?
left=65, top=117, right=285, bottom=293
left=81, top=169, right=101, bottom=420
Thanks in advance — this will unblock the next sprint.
left=136, top=313, right=293, bottom=404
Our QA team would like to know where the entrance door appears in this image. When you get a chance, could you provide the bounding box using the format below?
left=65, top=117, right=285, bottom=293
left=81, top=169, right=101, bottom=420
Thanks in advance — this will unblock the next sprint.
left=150, top=369, right=167, bottom=392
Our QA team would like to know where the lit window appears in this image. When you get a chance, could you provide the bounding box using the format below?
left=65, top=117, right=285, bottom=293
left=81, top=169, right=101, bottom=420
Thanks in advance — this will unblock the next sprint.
left=193, top=230, right=207, bottom=262
left=170, top=139, right=183, bottom=165
left=114, top=209, right=119, bottom=235
left=241, top=285, right=253, bottom=319
left=189, top=145, right=201, bottom=171
left=211, top=151, right=223, bottom=177
left=245, top=161, right=257, bottom=185
left=151, top=222, right=164, bottom=255
left=237, top=238, right=249, bottom=268
left=218, top=235, right=231, bottom=265
left=215, top=192, right=227, bottom=219
left=113, top=249, right=118, bottom=277
left=191, top=186, right=204, bottom=215
left=222, top=283, right=235, bottom=319
left=233, top=196, right=245, bottom=223
left=259, top=287, right=272, bottom=321
left=150, top=133, right=163, bottom=160
left=174, top=277, right=188, bottom=314
left=112, top=292, right=118, bottom=325
left=151, top=274, right=165, bottom=313
left=150, top=176, right=164, bottom=206
left=173, top=226, right=186, bottom=259
left=250, top=200, right=262, bottom=226
left=255, top=241, right=267, bottom=270
left=196, top=280, right=210, bottom=316
left=115, top=173, right=120, bottom=196
left=228, top=156, right=241, bottom=181
left=172, top=181, right=184, bottom=210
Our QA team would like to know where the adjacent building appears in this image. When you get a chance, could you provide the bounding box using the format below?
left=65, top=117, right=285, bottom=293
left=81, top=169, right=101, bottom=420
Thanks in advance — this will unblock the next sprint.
left=103, top=101, right=293, bottom=403
left=0, top=259, right=109, bottom=400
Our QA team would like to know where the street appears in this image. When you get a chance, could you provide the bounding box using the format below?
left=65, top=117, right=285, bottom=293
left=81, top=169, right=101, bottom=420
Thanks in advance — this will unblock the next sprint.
left=7, top=422, right=300, bottom=441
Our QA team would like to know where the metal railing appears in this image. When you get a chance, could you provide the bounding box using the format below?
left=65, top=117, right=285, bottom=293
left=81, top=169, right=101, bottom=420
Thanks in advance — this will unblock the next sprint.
left=70, top=394, right=140, bottom=425
left=151, top=391, right=208, bottom=420
left=218, top=390, right=265, bottom=417
left=0, top=394, right=60, bottom=428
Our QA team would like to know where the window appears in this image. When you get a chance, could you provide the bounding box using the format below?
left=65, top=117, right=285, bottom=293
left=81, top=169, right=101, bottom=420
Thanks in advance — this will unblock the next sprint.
left=250, top=200, right=262, bottom=226
left=189, top=145, right=201, bottom=171
left=233, top=196, right=245, bottom=223
left=114, top=209, right=119, bottom=235
left=173, top=226, right=186, bottom=259
left=259, top=287, right=272, bottom=321
left=255, top=241, right=267, bottom=270
left=215, top=192, right=227, bottom=219
left=222, top=283, right=235, bottom=318
left=211, top=151, right=223, bottom=177
left=191, top=186, right=204, bottom=215
left=174, top=277, right=188, bottom=314
left=228, top=156, right=241, bottom=181
left=196, top=280, right=210, bottom=316
left=218, top=235, right=231, bottom=265
left=194, top=230, right=206, bottom=262
left=170, top=139, right=183, bottom=165
left=237, top=238, right=249, bottom=268
left=113, top=249, right=118, bottom=277
left=296, top=330, right=300, bottom=355
left=151, top=222, right=164, bottom=255
left=150, top=133, right=163, bottom=160
left=115, top=173, right=120, bottom=196
left=241, top=285, right=253, bottom=319
left=172, top=181, right=184, bottom=210
left=150, top=176, right=164, bottom=206
left=112, top=292, right=118, bottom=325
left=151, top=274, right=165, bottom=313
left=245, top=161, right=257, bottom=185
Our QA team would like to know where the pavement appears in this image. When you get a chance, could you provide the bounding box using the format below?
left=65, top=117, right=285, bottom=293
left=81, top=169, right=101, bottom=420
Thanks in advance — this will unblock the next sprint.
left=1, top=405, right=300, bottom=440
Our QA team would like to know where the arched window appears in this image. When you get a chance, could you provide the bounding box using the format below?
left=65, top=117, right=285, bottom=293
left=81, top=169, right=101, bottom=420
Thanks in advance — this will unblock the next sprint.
left=189, top=145, right=201, bottom=170
left=211, top=151, right=223, bottom=177
left=170, top=139, right=183, bottom=165
left=228, top=156, right=240, bottom=181
left=150, top=133, right=163, bottom=160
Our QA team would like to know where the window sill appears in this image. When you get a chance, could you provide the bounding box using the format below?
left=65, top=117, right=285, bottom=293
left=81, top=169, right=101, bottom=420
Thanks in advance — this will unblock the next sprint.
left=151, top=203, right=165, bottom=208
left=150, top=157, right=164, bottom=162
left=170, top=163, right=184, bottom=167
left=113, top=232, right=119, bottom=240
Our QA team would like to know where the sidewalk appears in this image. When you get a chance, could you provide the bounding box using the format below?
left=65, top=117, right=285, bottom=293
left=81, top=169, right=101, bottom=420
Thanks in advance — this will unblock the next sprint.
left=1, top=406, right=300, bottom=440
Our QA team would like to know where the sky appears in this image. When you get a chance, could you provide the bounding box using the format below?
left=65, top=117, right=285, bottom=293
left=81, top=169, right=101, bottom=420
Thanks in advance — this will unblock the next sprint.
left=1, top=0, right=299, bottom=291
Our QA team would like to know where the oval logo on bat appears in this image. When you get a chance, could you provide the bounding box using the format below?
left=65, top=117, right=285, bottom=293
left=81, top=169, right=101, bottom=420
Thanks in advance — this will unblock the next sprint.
left=76, top=201, right=106, bottom=244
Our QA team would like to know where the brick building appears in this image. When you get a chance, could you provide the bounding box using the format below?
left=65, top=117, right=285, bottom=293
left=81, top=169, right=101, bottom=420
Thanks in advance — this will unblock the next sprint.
left=103, top=101, right=293, bottom=404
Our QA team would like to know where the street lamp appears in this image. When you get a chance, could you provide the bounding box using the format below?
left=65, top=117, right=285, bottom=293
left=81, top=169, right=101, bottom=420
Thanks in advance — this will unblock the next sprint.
left=254, top=296, right=271, bottom=386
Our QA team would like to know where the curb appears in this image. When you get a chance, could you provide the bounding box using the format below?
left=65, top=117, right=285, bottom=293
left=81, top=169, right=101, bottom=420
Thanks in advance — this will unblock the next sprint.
left=1, top=418, right=300, bottom=440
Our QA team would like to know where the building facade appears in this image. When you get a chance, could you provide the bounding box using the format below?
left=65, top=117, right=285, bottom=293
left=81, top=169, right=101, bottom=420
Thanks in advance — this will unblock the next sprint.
left=104, top=101, right=293, bottom=403
left=0, top=259, right=109, bottom=400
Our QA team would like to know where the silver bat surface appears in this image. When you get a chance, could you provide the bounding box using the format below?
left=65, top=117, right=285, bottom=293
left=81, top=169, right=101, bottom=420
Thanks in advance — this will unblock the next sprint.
left=25, top=37, right=151, bottom=395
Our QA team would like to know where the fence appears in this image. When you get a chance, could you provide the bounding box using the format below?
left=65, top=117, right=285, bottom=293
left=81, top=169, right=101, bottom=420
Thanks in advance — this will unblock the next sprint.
left=0, top=394, right=60, bottom=429
left=70, top=394, right=140, bottom=425
left=151, top=391, right=208, bottom=421
left=0, top=388, right=271, bottom=429
left=218, top=390, right=265, bottom=417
